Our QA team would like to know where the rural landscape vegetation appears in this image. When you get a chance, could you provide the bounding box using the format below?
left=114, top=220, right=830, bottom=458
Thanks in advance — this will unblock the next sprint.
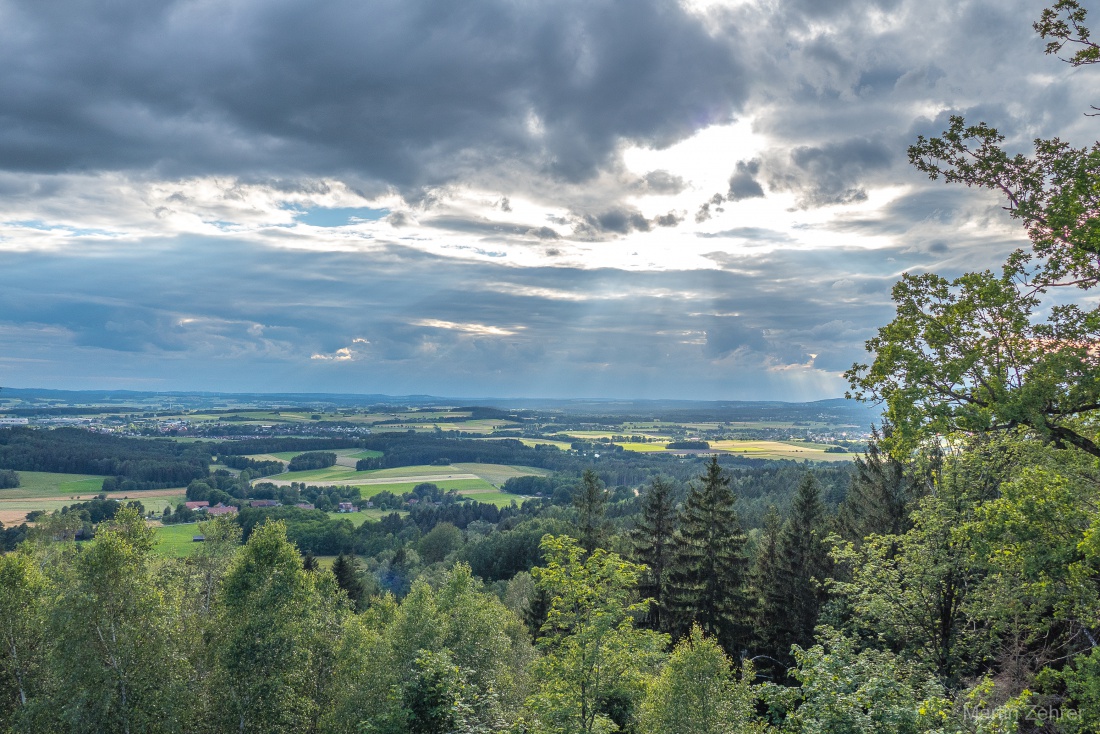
left=3, top=1, right=1100, bottom=733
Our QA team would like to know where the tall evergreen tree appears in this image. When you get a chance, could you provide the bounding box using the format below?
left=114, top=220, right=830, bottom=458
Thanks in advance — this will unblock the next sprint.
left=836, top=423, right=925, bottom=545
left=331, top=553, right=365, bottom=611
left=573, top=469, right=609, bottom=554
left=750, top=505, right=782, bottom=633
left=631, top=476, right=678, bottom=632
left=667, top=457, right=752, bottom=655
left=765, top=473, right=831, bottom=662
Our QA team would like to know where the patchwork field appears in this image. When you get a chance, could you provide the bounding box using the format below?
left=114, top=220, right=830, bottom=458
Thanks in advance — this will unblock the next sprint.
left=0, top=471, right=186, bottom=525
left=267, top=462, right=547, bottom=487
left=257, top=462, right=544, bottom=506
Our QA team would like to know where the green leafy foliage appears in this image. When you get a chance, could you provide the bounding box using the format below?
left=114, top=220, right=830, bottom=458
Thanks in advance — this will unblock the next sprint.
left=639, top=625, right=766, bottom=734
left=527, top=535, right=667, bottom=734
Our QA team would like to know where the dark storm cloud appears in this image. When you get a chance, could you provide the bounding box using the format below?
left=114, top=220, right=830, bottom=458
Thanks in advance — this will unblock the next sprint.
left=703, top=318, right=767, bottom=359
left=766, top=137, right=895, bottom=209
left=0, top=0, right=746, bottom=191
left=726, top=159, right=765, bottom=202
left=423, top=216, right=561, bottom=240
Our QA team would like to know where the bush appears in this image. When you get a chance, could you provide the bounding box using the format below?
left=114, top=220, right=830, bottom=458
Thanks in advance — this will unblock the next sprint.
left=0, top=469, right=18, bottom=489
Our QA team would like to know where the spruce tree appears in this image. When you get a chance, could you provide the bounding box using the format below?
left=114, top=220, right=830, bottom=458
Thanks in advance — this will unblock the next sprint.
left=667, top=457, right=752, bottom=655
left=631, top=476, right=677, bottom=631
left=836, top=423, right=924, bottom=545
left=765, top=473, right=830, bottom=662
left=573, top=469, right=609, bottom=554
left=751, top=505, right=782, bottom=634
left=332, top=553, right=365, bottom=611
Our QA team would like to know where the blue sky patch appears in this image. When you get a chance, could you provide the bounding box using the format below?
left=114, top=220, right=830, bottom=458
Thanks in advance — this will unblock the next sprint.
left=292, top=207, right=389, bottom=227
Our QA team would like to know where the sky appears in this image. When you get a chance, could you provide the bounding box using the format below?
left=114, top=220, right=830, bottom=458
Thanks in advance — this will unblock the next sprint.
left=0, top=0, right=1095, bottom=400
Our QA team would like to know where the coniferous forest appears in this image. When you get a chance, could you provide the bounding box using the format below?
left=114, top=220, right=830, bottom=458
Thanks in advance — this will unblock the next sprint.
left=3, top=3, right=1100, bottom=733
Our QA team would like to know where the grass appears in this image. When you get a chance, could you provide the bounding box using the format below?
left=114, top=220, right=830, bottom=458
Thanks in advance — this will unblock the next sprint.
left=448, top=463, right=550, bottom=485
left=503, top=438, right=574, bottom=451
left=452, top=489, right=525, bottom=508
left=614, top=442, right=670, bottom=453
left=0, top=471, right=104, bottom=499
left=154, top=522, right=206, bottom=558
left=324, top=509, right=407, bottom=526
left=274, top=465, right=363, bottom=483
left=273, top=462, right=548, bottom=488
left=357, top=478, right=495, bottom=497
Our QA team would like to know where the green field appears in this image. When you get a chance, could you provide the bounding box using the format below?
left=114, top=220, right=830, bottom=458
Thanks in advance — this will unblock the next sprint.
left=324, top=509, right=407, bottom=526
left=0, top=471, right=104, bottom=499
left=352, top=478, right=490, bottom=496
left=273, top=462, right=546, bottom=487
left=154, top=523, right=206, bottom=557
left=452, top=489, right=525, bottom=507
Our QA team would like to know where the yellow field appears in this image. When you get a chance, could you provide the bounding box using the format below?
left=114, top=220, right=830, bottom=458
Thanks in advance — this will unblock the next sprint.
left=614, top=440, right=854, bottom=462
left=708, top=440, right=853, bottom=461
left=615, top=442, right=671, bottom=452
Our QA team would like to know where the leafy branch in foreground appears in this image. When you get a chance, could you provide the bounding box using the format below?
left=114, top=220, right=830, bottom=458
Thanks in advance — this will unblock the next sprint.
left=850, top=1, right=1100, bottom=457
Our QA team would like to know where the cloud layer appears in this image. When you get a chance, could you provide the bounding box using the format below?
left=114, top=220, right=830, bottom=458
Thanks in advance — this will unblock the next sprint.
left=0, top=0, right=1093, bottom=398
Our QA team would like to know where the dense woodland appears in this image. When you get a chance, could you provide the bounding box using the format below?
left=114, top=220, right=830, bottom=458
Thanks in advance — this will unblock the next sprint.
left=0, top=428, right=209, bottom=488
left=4, top=3, right=1100, bottom=731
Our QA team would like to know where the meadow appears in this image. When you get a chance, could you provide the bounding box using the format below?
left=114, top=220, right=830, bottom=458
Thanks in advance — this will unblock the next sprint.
left=260, top=462, right=543, bottom=507
left=154, top=522, right=206, bottom=557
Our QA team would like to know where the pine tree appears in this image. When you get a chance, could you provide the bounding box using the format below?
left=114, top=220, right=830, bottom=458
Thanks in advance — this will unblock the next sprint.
left=765, top=473, right=831, bottom=662
left=751, top=505, right=782, bottom=633
left=332, top=553, right=365, bottom=611
left=631, top=476, right=678, bottom=631
left=667, top=457, right=752, bottom=655
left=573, top=469, right=609, bottom=554
left=836, top=423, right=924, bottom=545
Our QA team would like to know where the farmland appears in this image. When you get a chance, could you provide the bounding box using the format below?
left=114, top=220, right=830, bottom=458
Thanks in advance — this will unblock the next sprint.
left=0, top=470, right=185, bottom=525
left=611, top=439, right=855, bottom=462
left=260, top=461, right=548, bottom=506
